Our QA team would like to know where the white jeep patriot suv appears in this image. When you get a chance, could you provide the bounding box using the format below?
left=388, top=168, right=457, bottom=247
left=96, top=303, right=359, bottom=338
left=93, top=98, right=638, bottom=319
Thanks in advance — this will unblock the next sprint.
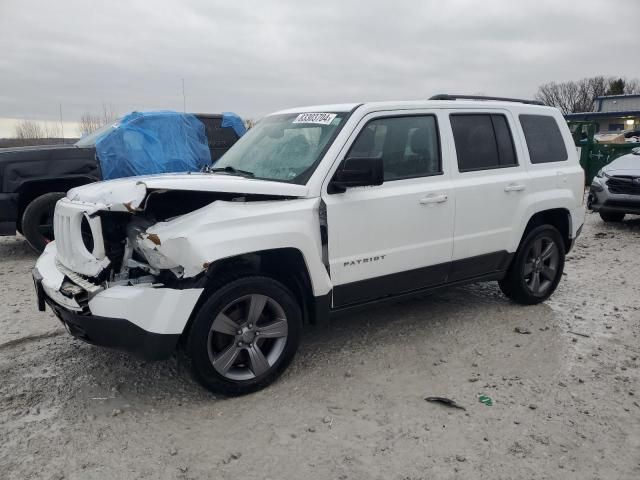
left=33, top=95, right=585, bottom=395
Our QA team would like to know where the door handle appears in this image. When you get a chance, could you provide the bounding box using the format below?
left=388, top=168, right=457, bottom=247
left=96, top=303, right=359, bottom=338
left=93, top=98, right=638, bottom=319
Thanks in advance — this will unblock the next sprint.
left=504, top=183, right=526, bottom=192
left=419, top=194, right=448, bottom=205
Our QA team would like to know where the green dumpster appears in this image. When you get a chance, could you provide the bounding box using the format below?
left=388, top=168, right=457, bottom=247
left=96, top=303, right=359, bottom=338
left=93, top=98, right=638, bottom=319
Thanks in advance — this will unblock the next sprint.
left=567, top=121, right=638, bottom=184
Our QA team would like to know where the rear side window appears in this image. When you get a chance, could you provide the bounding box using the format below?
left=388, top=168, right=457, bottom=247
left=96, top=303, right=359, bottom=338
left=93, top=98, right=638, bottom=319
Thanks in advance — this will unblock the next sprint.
left=519, top=114, right=568, bottom=164
left=450, top=114, right=517, bottom=172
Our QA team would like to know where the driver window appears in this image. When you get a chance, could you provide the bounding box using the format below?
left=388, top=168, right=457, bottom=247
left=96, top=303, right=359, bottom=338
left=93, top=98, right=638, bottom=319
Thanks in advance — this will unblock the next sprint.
left=347, top=115, right=441, bottom=181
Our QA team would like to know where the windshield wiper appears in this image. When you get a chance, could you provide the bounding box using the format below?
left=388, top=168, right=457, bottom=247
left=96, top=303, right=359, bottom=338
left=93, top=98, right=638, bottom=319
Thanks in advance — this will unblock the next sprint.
left=206, top=166, right=255, bottom=177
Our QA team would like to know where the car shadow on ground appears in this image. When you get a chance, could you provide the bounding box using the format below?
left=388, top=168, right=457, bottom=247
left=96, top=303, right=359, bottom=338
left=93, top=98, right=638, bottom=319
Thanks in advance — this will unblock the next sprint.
left=589, top=212, right=640, bottom=231
left=614, top=216, right=640, bottom=230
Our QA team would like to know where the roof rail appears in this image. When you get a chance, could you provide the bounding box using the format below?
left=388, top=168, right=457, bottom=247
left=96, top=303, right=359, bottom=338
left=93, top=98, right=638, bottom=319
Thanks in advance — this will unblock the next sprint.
left=429, top=94, right=545, bottom=106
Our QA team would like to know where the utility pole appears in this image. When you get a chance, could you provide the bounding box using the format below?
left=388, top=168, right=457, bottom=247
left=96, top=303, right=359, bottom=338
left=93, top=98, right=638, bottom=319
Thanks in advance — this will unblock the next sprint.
left=59, top=104, right=65, bottom=144
left=182, top=78, right=186, bottom=113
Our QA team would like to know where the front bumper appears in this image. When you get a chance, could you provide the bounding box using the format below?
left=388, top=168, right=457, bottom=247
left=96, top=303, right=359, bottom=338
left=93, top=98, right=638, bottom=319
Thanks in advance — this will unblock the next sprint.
left=36, top=279, right=180, bottom=361
left=33, top=242, right=203, bottom=360
left=589, top=177, right=640, bottom=214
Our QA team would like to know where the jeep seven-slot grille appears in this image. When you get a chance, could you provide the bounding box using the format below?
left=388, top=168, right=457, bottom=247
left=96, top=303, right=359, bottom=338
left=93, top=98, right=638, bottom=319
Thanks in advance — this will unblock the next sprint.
left=54, top=211, right=74, bottom=262
left=606, top=175, right=640, bottom=195
left=53, top=200, right=111, bottom=278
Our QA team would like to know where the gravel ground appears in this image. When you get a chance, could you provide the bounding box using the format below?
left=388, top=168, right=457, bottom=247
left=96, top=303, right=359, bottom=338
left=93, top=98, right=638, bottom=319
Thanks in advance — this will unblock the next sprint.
left=1, top=211, right=639, bottom=480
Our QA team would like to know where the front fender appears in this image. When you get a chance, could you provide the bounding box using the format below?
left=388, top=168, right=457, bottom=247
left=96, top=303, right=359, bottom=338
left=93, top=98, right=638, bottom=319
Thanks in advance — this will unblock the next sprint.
left=136, top=198, right=332, bottom=296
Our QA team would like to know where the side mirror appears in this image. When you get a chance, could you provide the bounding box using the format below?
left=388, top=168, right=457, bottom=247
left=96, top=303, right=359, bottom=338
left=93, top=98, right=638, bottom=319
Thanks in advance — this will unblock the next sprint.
left=329, top=156, right=384, bottom=193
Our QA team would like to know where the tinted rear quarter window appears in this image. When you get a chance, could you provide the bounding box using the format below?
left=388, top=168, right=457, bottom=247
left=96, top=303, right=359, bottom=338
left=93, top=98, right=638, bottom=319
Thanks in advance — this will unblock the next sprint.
left=450, top=114, right=517, bottom=172
left=492, top=115, right=517, bottom=166
left=519, top=114, right=568, bottom=164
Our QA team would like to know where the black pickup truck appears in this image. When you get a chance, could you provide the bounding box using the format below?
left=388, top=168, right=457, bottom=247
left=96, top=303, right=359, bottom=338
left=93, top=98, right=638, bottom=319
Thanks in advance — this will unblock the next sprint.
left=0, top=113, right=241, bottom=252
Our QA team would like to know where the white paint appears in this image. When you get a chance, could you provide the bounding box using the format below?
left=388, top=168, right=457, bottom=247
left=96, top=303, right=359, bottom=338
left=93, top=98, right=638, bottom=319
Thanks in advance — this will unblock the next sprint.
left=323, top=109, right=455, bottom=285
left=53, top=198, right=111, bottom=277
left=88, top=285, right=203, bottom=335
left=67, top=180, right=147, bottom=211
left=35, top=243, right=203, bottom=333
left=68, top=172, right=308, bottom=203
left=442, top=107, right=534, bottom=259
left=139, top=197, right=332, bottom=294
left=35, top=242, right=82, bottom=311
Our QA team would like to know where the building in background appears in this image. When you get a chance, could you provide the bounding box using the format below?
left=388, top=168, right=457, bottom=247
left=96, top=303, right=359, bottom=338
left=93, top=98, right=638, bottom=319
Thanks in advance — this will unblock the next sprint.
left=565, top=94, right=640, bottom=133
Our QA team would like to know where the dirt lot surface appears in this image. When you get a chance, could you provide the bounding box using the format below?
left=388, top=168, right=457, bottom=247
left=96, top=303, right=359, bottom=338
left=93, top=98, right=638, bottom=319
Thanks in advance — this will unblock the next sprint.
left=1, top=211, right=639, bottom=480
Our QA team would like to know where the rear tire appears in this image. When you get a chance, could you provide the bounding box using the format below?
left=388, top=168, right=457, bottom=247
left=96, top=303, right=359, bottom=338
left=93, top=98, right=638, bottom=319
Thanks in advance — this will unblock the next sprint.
left=21, top=192, right=65, bottom=253
left=599, top=211, right=625, bottom=222
left=187, top=275, right=302, bottom=396
left=499, top=225, right=565, bottom=305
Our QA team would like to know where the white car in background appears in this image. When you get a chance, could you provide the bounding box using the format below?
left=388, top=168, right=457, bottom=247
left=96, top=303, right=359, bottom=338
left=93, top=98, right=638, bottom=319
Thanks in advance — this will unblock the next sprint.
left=588, top=148, right=640, bottom=221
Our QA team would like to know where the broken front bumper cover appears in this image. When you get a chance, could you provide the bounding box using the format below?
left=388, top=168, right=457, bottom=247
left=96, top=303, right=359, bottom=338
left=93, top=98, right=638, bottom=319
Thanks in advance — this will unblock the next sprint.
left=33, top=242, right=203, bottom=361
left=35, top=279, right=180, bottom=361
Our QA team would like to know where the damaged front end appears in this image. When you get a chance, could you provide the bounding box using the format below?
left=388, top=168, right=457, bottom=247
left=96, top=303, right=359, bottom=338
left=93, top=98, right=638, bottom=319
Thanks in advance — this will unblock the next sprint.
left=32, top=178, right=298, bottom=359
left=52, top=179, right=298, bottom=309
left=52, top=180, right=157, bottom=303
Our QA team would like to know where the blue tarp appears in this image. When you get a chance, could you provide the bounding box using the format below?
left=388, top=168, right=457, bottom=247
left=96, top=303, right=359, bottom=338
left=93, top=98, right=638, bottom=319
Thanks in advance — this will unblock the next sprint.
left=221, top=112, right=247, bottom=137
left=96, top=111, right=211, bottom=180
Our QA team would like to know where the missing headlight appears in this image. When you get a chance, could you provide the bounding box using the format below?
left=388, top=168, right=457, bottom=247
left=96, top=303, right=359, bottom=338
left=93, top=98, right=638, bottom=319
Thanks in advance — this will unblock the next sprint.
left=80, top=216, right=95, bottom=253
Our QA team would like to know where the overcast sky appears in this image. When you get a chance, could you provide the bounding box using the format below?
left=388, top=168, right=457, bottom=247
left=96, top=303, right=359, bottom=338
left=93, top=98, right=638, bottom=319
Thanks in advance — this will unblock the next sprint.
left=1, top=0, right=639, bottom=137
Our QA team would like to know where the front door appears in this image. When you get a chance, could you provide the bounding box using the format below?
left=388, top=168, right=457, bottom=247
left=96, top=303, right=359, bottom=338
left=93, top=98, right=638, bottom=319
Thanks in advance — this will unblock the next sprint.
left=322, top=111, right=455, bottom=307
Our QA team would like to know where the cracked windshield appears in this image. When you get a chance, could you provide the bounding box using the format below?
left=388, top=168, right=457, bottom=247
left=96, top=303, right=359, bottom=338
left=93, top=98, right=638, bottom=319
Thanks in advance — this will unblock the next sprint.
left=213, top=112, right=346, bottom=183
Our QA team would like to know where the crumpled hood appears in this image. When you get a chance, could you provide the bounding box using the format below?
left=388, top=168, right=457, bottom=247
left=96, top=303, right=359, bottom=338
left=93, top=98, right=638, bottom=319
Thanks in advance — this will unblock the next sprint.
left=603, top=153, right=640, bottom=175
left=66, top=172, right=309, bottom=211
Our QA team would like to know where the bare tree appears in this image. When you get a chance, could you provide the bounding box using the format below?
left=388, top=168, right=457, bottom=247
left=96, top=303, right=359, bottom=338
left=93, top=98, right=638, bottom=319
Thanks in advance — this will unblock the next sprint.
left=14, top=120, right=44, bottom=140
left=623, top=78, right=640, bottom=94
left=42, top=123, right=61, bottom=139
left=535, top=81, right=582, bottom=114
left=13, top=120, right=62, bottom=146
left=78, top=113, right=102, bottom=136
left=535, top=76, right=640, bottom=114
left=586, top=76, right=610, bottom=100
left=100, top=103, right=117, bottom=125
left=244, top=118, right=257, bottom=130
left=78, top=103, right=118, bottom=136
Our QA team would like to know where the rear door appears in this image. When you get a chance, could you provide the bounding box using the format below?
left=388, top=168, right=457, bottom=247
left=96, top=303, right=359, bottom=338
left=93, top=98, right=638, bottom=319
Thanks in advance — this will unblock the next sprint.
left=445, top=110, right=530, bottom=280
left=518, top=112, right=580, bottom=194
left=322, top=110, right=455, bottom=307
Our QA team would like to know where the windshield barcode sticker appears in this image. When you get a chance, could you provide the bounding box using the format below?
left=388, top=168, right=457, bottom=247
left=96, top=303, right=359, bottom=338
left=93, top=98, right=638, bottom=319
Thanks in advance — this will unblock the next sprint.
left=293, top=113, right=337, bottom=125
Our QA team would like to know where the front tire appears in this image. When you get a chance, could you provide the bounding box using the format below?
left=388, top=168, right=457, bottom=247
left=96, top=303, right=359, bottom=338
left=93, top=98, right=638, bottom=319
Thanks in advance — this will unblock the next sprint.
left=21, top=192, right=65, bottom=253
left=599, top=211, right=625, bottom=222
left=187, top=276, right=302, bottom=396
left=499, top=225, right=565, bottom=305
